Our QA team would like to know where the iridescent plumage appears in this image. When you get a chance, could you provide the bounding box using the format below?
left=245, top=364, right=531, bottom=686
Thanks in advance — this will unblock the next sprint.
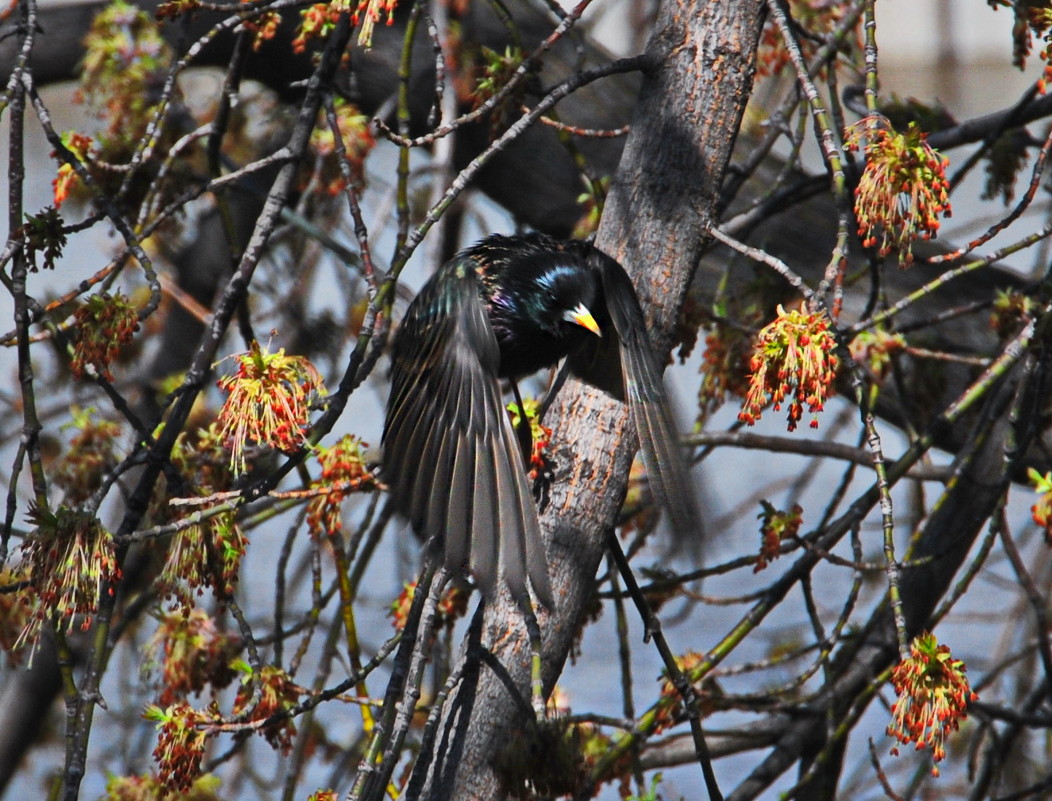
left=382, top=233, right=699, bottom=606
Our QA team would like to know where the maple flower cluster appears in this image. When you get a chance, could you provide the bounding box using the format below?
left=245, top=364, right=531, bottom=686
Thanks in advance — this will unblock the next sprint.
left=308, top=99, right=376, bottom=195
left=1028, top=467, right=1052, bottom=546
left=77, top=0, right=171, bottom=141
left=755, top=0, right=859, bottom=79
left=167, top=424, right=236, bottom=501
left=887, top=632, right=977, bottom=776
left=52, top=408, right=123, bottom=505
left=990, top=289, right=1035, bottom=341
left=215, top=341, right=327, bottom=476
left=389, top=580, right=468, bottom=633
left=15, top=506, right=121, bottom=652
left=100, top=771, right=222, bottom=801
left=754, top=501, right=804, bottom=572
left=52, top=133, right=95, bottom=208
left=145, top=702, right=218, bottom=794
left=21, top=206, right=68, bottom=272
left=848, top=327, right=907, bottom=384
left=471, top=44, right=528, bottom=139
left=353, top=0, right=399, bottom=48
left=146, top=607, right=238, bottom=706
left=506, top=397, right=553, bottom=480
left=1037, top=13, right=1052, bottom=93
left=51, top=0, right=175, bottom=208
left=652, top=650, right=718, bottom=735
left=996, top=4, right=1052, bottom=87
left=143, top=649, right=300, bottom=788
left=697, top=321, right=754, bottom=421
left=70, top=291, right=140, bottom=381
left=0, top=568, right=33, bottom=665
left=156, top=426, right=246, bottom=605
left=159, top=512, right=247, bottom=604
left=306, top=434, right=374, bottom=538
left=845, top=118, right=952, bottom=268
left=739, top=305, right=840, bottom=431
left=293, top=4, right=340, bottom=52
left=233, top=664, right=301, bottom=752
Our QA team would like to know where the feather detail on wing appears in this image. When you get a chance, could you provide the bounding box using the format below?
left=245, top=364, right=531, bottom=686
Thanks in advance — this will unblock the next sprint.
left=382, top=256, right=552, bottom=606
left=588, top=249, right=703, bottom=547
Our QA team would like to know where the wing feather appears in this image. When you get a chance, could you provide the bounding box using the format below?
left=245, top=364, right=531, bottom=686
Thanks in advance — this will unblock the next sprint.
left=589, top=250, right=704, bottom=546
left=383, top=255, right=552, bottom=605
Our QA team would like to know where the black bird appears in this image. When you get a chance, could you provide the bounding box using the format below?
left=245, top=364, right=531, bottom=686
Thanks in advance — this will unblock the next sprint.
left=382, top=232, right=699, bottom=607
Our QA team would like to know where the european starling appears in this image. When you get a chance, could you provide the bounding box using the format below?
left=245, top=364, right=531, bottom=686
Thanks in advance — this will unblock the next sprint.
left=382, top=232, right=699, bottom=607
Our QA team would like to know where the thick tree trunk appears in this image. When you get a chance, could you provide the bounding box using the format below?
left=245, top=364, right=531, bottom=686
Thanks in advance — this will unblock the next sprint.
left=413, top=2, right=765, bottom=798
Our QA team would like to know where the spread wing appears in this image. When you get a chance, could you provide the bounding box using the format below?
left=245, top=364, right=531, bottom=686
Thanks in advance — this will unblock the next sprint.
left=588, top=248, right=703, bottom=546
left=382, top=256, right=552, bottom=606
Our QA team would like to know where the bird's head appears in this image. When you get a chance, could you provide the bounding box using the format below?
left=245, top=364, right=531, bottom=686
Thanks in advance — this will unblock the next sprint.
left=529, top=261, right=604, bottom=340
left=474, top=235, right=607, bottom=380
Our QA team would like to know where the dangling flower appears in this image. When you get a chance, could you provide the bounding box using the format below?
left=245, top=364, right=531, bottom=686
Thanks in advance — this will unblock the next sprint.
left=471, top=44, right=529, bottom=139
left=887, top=632, right=977, bottom=777
left=990, top=289, right=1034, bottom=342
left=506, top=397, right=552, bottom=481
left=241, top=8, right=283, bottom=51
left=232, top=664, right=301, bottom=752
left=306, top=435, right=374, bottom=538
left=21, top=206, right=67, bottom=272
left=698, top=319, right=753, bottom=420
left=77, top=0, right=172, bottom=143
left=845, top=117, right=952, bottom=268
left=653, top=651, right=719, bottom=735
left=754, top=500, right=803, bottom=572
left=15, top=506, right=121, bottom=652
left=352, top=0, right=399, bottom=48
left=849, top=327, right=907, bottom=384
left=293, top=4, right=334, bottom=52
left=168, top=423, right=236, bottom=500
left=1028, top=467, right=1052, bottom=546
left=215, top=341, right=327, bottom=475
left=144, top=702, right=219, bottom=793
left=308, top=99, right=376, bottom=195
left=739, top=305, right=839, bottom=431
left=158, top=511, right=247, bottom=604
left=0, top=567, right=35, bottom=666
left=145, top=606, right=239, bottom=705
left=52, top=132, right=94, bottom=208
left=100, top=772, right=221, bottom=800
left=994, top=4, right=1052, bottom=75
left=755, top=0, right=860, bottom=79
left=70, top=291, right=140, bottom=381
left=52, top=407, right=123, bottom=505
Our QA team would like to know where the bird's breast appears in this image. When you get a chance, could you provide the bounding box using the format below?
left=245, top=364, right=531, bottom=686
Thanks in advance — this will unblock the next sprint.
left=495, top=328, right=584, bottom=379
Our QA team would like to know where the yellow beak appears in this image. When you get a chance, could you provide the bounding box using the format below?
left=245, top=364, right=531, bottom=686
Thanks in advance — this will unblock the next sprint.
left=568, top=302, right=602, bottom=336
